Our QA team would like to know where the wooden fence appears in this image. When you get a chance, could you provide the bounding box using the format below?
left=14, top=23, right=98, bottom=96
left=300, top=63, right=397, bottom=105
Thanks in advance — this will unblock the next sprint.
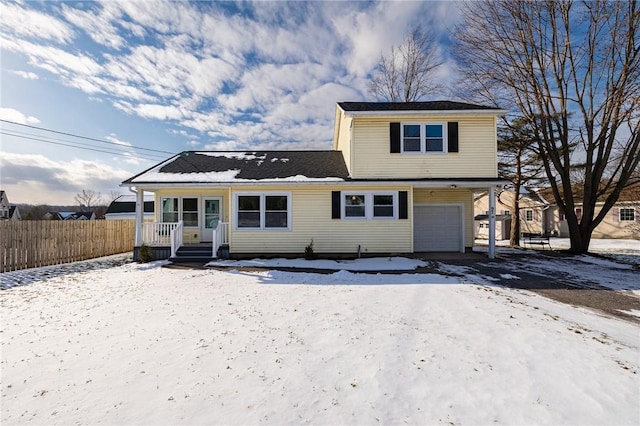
left=0, top=220, right=135, bottom=273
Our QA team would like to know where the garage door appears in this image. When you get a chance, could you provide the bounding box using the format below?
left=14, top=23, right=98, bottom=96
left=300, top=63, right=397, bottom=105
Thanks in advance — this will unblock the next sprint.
left=414, top=205, right=463, bottom=252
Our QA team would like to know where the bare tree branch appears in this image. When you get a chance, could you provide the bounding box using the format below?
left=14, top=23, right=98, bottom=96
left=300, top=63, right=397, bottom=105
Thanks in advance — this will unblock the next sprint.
left=368, top=27, right=444, bottom=102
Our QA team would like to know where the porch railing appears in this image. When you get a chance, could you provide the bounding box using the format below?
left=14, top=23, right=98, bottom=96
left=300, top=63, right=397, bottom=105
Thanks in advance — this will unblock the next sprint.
left=141, top=222, right=182, bottom=246
left=212, top=222, right=229, bottom=258
left=170, top=221, right=184, bottom=258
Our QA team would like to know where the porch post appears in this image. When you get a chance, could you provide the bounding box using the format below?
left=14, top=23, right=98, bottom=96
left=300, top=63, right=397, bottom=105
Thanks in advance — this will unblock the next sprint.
left=134, top=188, right=143, bottom=246
left=488, top=186, right=496, bottom=259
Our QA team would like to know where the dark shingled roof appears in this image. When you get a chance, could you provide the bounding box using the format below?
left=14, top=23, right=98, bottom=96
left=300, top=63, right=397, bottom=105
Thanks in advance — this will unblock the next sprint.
left=106, top=200, right=154, bottom=214
left=125, top=151, right=350, bottom=183
left=338, top=101, right=501, bottom=112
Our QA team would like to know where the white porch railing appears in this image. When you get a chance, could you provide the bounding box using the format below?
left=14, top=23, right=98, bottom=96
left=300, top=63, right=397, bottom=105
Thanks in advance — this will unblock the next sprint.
left=170, top=221, right=184, bottom=258
left=212, top=222, right=229, bottom=258
left=141, top=222, right=182, bottom=246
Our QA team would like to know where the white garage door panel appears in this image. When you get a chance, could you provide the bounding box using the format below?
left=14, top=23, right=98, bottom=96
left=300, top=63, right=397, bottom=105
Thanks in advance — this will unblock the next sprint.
left=414, top=205, right=462, bottom=252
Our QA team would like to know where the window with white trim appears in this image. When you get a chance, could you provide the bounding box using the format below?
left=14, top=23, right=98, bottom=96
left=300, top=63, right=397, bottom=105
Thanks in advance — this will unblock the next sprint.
left=401, top=123, right=446, bottom=153
left=620, top=208, right=635, bottom=221
left=342, top=192, right=397, bottom=219
left=235, top=193, right=291, bottom=230
left=162, top=197, right=179, bottom=223
left=182, top=198, right=198, bottom=227
left=525, top=209, right=533, bottom=222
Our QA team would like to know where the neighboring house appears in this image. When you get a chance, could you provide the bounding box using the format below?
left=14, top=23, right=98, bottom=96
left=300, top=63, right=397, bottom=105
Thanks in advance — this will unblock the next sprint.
left=44, top=211, right=96, bottom=220
left=105, top=195, right=155, bottom=221
left=121, top=101, right=508, bottom=260
left=474, top=188, right=548, bottom=238
left=539, top=182, right=640, bottom=239
left=0, top=190, right=21, bottom=220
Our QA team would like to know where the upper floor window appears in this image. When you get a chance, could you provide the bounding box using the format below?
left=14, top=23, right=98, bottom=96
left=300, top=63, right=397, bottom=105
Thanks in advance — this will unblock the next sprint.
left=401, top=123, right=446, bottom=153
left=619, top=208, right=635, bottom=221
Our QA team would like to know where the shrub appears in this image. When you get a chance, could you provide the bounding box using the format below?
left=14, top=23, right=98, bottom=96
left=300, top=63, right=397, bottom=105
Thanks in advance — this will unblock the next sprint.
left=304, top=239, right=316, bottom=260
left=138, top=244, right=155, bottom=263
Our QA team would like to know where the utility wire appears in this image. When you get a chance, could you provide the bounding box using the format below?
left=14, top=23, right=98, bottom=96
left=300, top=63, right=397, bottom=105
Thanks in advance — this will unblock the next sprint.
left=2, top=128, right=168, bottom=161
left=0, top=119, right=176, bottom=155
left=0, top=131, right=164, bottom=161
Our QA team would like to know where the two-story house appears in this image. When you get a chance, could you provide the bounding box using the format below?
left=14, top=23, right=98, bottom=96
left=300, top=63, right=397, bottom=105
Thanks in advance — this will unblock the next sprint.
left=0, top=191, right=21, bottom=221
left=121, top=102, right=508, bottom=261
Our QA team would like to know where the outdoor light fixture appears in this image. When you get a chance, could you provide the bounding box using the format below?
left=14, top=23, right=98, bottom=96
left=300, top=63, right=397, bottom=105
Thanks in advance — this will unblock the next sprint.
left=450, top=184, right=457, bottom=189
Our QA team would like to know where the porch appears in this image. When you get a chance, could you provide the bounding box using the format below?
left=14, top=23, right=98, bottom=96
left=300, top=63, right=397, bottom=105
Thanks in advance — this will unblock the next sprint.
left=135, top=221, right=229, bottom=261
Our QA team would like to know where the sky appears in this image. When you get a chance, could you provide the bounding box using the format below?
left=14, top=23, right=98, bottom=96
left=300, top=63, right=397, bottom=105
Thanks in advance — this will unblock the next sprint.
left=0, top=0, right=463, bottom=205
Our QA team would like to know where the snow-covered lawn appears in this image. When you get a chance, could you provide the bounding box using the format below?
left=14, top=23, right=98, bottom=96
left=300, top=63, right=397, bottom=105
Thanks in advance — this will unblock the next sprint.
left=1, top=260, right=638, bottom=425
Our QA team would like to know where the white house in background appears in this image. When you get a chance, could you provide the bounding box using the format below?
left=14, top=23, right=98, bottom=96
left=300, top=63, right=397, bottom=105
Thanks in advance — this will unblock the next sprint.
left=121, top=101, right=509, bottom=261
left=105, top=195, right=155, bottom=221
left=0, top=190, right=21, bottom=221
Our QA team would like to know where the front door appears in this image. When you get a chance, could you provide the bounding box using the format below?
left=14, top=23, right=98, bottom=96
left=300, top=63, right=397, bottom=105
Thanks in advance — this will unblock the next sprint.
left=202, top=198, right=222, bottom=242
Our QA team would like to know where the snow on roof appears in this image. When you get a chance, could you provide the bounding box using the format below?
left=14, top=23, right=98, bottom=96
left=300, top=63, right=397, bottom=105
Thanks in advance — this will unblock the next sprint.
left=125, top=151, right=349, bottom=185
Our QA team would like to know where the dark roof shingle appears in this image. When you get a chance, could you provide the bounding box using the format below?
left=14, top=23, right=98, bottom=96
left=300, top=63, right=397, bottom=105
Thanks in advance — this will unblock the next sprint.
left=338, top=101, right=501, bottom=112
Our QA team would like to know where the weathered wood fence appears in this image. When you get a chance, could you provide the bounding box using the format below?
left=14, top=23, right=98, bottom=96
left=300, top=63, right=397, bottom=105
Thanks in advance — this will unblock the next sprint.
left=0, top=220, right=135, bottom=273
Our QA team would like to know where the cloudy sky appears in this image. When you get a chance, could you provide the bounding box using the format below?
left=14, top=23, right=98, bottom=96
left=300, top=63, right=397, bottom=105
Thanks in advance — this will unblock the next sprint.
left=0, top=0, right=463, bottom=205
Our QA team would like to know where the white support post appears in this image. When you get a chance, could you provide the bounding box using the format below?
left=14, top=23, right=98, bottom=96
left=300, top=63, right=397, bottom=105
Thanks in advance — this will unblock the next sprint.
left=488, top=186, right=496, bottom=259
left=134, top=188, right=143, bottom=246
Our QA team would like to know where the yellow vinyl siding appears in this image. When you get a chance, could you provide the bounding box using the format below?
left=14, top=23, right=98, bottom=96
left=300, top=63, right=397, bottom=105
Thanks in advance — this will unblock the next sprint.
left=413, top=188, right=475, bottom=248
left=230, top=185, right=412, bottom=254
left=350, top=116, right=497, bottom=179
left=334, top=112, right=353, bottom=175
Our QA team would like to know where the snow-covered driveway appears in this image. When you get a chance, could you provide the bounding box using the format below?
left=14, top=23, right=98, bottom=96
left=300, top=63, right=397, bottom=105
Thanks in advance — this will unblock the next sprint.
left=1, top=260, right=638, bottom=425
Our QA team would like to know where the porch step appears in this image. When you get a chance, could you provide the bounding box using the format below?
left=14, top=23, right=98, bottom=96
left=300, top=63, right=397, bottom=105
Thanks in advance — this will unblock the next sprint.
left=170, top=245, right=214, bottom=263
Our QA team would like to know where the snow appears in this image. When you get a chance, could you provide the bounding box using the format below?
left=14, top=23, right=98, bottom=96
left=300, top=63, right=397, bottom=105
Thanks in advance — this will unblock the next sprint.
left=132, top=168, right=242, bottom=183
left=208, top=257, right=427, bottom=271
left=1, top=257, right=639, bottom=425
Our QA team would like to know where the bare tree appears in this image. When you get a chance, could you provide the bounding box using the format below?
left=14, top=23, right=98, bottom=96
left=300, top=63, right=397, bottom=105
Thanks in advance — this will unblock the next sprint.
left=455, top=0, right=640, bottom=253
left=498, top=118, right=546, bottom=246
left=75, top=189, right=103, bottom=211
left=368, top=27, right=444, bottom=102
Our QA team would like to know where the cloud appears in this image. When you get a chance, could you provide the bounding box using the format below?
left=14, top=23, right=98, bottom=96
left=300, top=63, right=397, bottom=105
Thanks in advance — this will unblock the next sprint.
left=10, top=70, right=39, bottom=80
left=0, top=107, right=40, bottom=124
left=0, top=2, right=74, bottom=43
left=0, top=152, right=134, bottom=204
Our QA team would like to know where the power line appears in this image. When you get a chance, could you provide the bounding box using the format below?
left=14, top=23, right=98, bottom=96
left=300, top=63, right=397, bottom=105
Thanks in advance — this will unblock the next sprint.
left=2, top=128, right=168, bottom=161
left=0, top=131, right=165, bottom=161
left=0, top=119, right=176, bottom=155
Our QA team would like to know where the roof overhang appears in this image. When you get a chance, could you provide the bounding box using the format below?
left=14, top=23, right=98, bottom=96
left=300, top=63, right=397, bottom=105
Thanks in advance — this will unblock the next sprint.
left=340, top=109, right=509, bottom=117
left=121, top=178, right=509, bottom=190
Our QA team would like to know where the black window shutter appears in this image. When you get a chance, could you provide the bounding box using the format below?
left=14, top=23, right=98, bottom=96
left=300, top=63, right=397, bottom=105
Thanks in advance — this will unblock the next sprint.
left=399, top=191, right=408, bottom=219
left=331, top=191, right=341, bottom=219
left=390, top=122, right=401, bottom=153
left=448, top=122, right=459, bottom=153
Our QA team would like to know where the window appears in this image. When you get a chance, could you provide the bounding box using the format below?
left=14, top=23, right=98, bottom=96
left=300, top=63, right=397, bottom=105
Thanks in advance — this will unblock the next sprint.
left=401, top=123, right=446, bottom=153
left=559, top=210, right=565, bottom=221
left=345, top=194, right=366, bottom=217
left=235, top=193, right=290, bottom=230
left=503, top=210, right=511, bottom=215
left=182, top=198, right=198, bottom=227
left=575, top=208, right=582, bottom=221
left=620, top=208, right=635, bottom=221
left=525, top=209, right=534, bottom=222
left=373, top=195, right=394, bottom=218
left=265, top=195, right=288, bottom=228
left=162, top=198, right=178, bottom=223
left=342, top=192, right=397, bottom=219
left=402, top=124, right=421, bottom=152
left=237, top=196, right=261, bottom=228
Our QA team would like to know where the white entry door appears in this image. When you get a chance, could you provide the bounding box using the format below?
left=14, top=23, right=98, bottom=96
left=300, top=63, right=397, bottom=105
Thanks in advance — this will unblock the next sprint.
left=202, top=198, right=222, bottom=242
